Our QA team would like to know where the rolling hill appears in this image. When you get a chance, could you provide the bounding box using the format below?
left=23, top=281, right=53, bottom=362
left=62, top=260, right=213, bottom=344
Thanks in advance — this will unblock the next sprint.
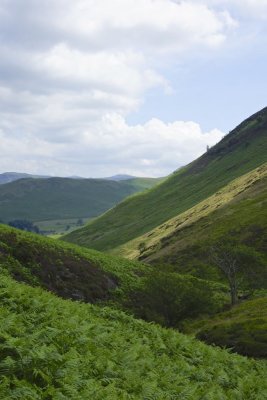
left=63, top=107, right=267, bottom=251
left=0, top=172, right=139, bottom=184
left=0, top=176, right=161, bottom=234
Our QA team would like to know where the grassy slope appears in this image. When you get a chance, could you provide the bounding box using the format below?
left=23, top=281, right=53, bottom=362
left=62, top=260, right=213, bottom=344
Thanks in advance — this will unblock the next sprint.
left=0, top=176, right=160, bottom=223
left=184, top=297, right=267, bottom=358
left=0, top=224, right=147, bottom=305
left=114, top=163, right=267, bottom=265
left=0, top=273, right=266, bottom=399
left=139, top=167, right=267, bottom=280
left=63, top=107, right=267, bottom=251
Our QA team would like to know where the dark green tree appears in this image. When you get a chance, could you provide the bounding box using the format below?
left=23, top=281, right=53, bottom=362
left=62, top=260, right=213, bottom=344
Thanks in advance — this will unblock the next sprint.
left=126, top=270, right=215, bottom=327
left=210, top=239, right=266, bottom=305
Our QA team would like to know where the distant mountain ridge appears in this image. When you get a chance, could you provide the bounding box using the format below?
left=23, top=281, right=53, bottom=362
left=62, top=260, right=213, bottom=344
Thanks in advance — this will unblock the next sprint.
left=0, top=172, right=150, bottom=184
left=105, top=174, right=136, bottom=181
left=63, top=107, right=267, bottom=251
left=0, top=172, right=50, bottom=184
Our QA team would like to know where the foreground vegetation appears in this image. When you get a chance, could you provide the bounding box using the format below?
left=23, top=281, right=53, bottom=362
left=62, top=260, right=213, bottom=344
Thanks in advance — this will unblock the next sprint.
left=0, top=271, right=266, bottom=399
left=1, top=223, right=267, bottom=358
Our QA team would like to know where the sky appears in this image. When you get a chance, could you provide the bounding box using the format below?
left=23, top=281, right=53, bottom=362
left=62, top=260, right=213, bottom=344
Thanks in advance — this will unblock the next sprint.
left=0, top=0, right=266, bottom=178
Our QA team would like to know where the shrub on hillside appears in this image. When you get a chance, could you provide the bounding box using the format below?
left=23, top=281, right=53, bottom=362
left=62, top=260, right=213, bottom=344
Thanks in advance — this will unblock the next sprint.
left=125, top=270, right=216, bottom=327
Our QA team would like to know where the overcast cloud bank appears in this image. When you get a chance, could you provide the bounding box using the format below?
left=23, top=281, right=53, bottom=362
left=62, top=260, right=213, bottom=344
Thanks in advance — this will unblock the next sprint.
left=0, top=0, right=266, bottom=176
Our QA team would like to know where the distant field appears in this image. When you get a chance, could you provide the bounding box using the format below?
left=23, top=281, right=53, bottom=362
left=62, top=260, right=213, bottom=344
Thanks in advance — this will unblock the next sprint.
left=36, top=216, right=93, bottom=235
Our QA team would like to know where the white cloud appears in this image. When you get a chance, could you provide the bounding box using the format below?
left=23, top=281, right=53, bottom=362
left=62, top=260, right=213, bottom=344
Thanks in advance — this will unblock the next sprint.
left=0, top=113, right=224, bottom=177
left=0, top=1, right=238, bottom=176
left=199, top=0, right=267, bottom=19
left=233, top=0, right=267, bottom=19
left=34, top=44, right=168, bottom=97
left=57, top=0, right=233, bottom=51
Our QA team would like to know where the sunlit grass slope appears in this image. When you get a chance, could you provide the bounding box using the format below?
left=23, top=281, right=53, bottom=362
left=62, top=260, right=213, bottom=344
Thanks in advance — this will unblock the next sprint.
left=0, top=272, right=266, bottom=399
left=137, top=167, right=267, bottom=281
left=63, top=107, right=267, bottom=251
left=114, top=163, right=267, bottom=266
left=0, top=176, right=161, bottom=224
left=185, top=297, right=267, bottom=358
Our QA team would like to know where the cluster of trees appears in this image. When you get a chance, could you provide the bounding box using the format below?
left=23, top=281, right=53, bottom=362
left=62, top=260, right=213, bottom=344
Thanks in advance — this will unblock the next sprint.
left=8, top=220, right=40, bottom=233
left=126, top=270, right=217, bottom=328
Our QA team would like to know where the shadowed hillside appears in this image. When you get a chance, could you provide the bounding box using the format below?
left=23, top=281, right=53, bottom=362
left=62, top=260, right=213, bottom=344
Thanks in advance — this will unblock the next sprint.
left=0, top=224, right=146, bottom=304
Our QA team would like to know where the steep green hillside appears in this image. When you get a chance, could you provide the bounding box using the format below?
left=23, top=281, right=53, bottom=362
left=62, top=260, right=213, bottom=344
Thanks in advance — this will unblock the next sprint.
left=0, top=176, right=161, bottom=233
left=185, top=297, right=267, bottom=358
left=0, top=224, right=146, bottom=305
left=0, top=272, right=266, bottom=398
left=0, top=224, right=233, bottom=332
left=115, top=163, right=267, bottom=266
left=136, top=166, right=267, bottom=285
left=64, top=107, right=267, bottom=251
